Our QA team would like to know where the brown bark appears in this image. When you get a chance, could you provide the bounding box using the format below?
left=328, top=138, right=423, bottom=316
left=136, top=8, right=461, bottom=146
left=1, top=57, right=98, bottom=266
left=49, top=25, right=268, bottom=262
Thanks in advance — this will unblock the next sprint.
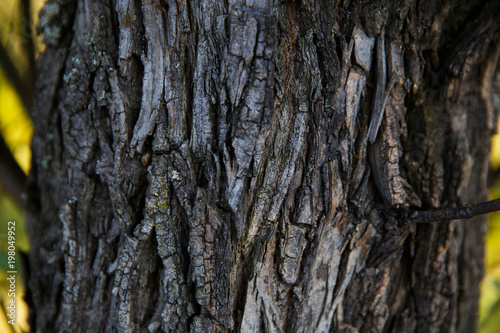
left=26, top=0, right=500, bottom=332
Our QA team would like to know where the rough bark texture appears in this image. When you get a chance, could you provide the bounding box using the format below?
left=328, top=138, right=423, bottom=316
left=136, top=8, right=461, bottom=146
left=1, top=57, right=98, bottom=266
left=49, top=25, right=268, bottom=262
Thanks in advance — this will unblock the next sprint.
left=26, top=0, right=500, bottom=332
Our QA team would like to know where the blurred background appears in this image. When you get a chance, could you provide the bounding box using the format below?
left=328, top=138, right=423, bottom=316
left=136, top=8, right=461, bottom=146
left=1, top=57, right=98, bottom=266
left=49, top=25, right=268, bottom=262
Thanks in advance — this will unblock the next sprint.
left=0, top=0, right=44, bottom=332
left=0, top=1, right=499, bottom=332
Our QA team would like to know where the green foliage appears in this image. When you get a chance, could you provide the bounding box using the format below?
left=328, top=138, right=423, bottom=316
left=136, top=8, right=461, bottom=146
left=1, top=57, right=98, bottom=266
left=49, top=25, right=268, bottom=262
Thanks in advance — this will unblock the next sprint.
left=0, top=0, right=46, bottom=331
left=480, top=126, right=500, bottom=333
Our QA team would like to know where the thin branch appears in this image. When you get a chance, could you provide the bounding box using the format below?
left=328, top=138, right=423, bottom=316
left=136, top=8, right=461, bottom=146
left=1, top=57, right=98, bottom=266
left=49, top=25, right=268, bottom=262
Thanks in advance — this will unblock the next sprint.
left=0, top=135, right=26, bottom=209
left=20, top=0, right=35, bottom=105
left=406, top=198, right=500, bottom=223
left=0, top=43, right=30, bottom=110
left=21, top=0, right=35, bottom=72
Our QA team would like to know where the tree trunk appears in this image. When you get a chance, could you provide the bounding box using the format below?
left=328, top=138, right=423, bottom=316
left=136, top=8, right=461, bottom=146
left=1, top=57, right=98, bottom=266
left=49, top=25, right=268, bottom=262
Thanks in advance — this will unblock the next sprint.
left=26, top=0, right=500, bottom=332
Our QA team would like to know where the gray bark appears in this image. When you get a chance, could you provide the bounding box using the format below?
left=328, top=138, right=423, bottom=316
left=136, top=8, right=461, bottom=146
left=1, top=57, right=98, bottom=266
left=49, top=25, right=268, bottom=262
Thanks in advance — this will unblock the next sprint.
left=26, top=0, right=500, bottom=332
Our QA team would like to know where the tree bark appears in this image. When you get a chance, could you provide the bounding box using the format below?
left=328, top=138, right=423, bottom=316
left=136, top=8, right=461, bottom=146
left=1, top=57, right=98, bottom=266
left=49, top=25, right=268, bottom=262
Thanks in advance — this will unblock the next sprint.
left=26, top=0, right=500, bottom=332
